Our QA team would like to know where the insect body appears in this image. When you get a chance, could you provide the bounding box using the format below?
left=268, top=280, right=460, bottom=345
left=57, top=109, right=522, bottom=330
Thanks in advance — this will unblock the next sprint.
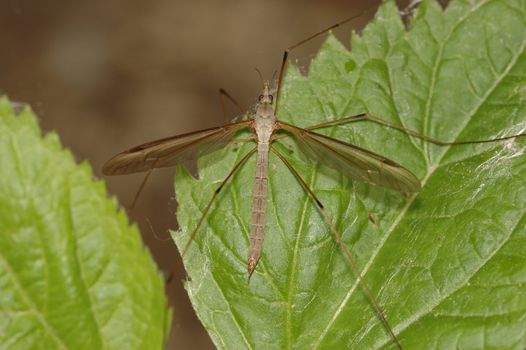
left=103, top=77, right=424, bottom=350
left=248, top=81, right=276, bottom=277
left=103, top=79, right=421, bottom=277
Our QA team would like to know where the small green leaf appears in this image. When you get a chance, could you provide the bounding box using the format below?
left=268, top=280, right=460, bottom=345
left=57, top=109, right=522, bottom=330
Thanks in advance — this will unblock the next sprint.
left=0, top=98, right=171, bottom=349
left=174, top=0, right=526, bottom=348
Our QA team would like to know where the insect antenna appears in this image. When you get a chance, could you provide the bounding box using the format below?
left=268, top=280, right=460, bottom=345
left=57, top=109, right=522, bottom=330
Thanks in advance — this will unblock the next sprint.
left=254, top=67, right=264, bottom=83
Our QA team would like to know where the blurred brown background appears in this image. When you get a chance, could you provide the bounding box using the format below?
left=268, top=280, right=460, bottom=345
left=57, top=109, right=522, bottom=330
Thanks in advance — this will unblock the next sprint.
left=0, top=0, right=421, bottom=348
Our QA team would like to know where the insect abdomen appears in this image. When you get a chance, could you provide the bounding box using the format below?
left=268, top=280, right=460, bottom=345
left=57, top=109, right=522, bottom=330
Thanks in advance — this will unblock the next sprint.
left=248, top=142, right=269, bottom=277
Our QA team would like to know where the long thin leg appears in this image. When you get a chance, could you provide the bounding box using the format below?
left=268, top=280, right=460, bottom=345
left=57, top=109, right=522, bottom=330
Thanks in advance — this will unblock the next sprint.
left=180, top=147, right=257, bottom=257
left=305, top=113, right=526, bottom=145
left=130, top=169, right=154, bottom=212
left=268, top=114, right=367, bottom=143
left=304, top=113, right=367, bottom=130
left=270, top=146, right=402, bottom=350
left=166, top=147, right=258, bottom=286
left=219, top=88, right=246, bottom=119
left=146, top=217, right=171, bottom=242
left=274, top=7, right=377, bottom=114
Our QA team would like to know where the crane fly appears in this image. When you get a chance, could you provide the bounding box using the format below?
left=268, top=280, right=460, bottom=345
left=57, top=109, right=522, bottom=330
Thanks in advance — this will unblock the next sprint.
left=102, top=7, right=526, bottom=349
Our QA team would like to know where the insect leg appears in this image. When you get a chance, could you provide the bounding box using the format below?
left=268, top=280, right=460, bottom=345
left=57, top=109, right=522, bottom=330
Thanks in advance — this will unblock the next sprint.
left=274, top=8, right=376, bottom=114
left=181, top=147, right=257, bottom=257
left=130, top=158, right=162, bottom=211
left=304, top=113, right=367, bottom=130
left=305, top=113, right=526, bottom=145
left=270, top=145, right=402, bottom=350
left=129, top=169, right=154, bottom=212
left=219, top=88, right=246, bottom=122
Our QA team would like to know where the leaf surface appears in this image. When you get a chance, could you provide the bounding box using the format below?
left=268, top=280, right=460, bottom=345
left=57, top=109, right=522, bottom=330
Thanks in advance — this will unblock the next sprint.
left=174, top=0, right=526, bottom=348
left=0, top=99, right=171, bottom=349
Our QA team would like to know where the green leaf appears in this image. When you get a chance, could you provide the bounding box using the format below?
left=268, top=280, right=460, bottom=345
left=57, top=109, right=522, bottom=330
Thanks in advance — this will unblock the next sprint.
left=174, top=0, right=526, bottom=348
left=0, top=98, right=171, bottom=349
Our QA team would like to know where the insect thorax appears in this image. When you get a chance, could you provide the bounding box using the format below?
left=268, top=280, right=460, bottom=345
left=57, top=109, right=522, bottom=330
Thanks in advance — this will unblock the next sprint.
left=254, top=102, right=276, bottom=143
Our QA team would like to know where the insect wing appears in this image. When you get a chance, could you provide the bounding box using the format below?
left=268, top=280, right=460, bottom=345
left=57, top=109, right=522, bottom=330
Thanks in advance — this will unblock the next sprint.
left=278, top=122, right=421, bottom=192
left=103, top=120, right=251, bottom=175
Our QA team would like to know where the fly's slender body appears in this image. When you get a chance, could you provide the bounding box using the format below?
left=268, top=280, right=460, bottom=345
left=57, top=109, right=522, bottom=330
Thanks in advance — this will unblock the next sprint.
left=248, top=81, right=277, bottom=276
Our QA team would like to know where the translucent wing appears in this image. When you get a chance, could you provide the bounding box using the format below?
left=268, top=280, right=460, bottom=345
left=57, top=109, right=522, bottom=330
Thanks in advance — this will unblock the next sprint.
left=277, top=121, right=421, bottom=192
left=103, top=120, right=251, bottom=175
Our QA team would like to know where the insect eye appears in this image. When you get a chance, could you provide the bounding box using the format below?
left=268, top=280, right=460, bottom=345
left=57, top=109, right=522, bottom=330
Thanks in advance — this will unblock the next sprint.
left=269, top=95, right=274, bottom=103
left=258, top=95, right=264, bottom=102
